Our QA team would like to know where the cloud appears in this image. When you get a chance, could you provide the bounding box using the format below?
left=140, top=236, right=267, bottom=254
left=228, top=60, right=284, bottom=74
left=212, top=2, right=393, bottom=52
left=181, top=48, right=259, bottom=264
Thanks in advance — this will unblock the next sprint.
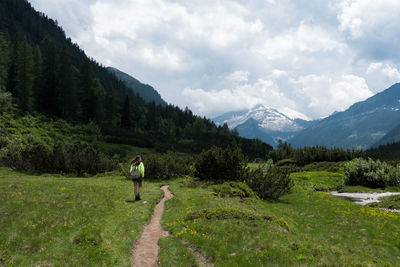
left=294, top=74, right=373, bottom=116
left=226, top=71, right=250, bottom=82
left=182, top=78, right=296, bottom=117
left=365, top=62, right=400, bottom=91
left=337, top=0, right=400, bottom=60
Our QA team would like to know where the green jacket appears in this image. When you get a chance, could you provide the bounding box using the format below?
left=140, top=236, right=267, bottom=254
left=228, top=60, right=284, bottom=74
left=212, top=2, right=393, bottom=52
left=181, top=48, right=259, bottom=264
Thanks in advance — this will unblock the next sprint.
left=130, top=162, right=145, bottom=178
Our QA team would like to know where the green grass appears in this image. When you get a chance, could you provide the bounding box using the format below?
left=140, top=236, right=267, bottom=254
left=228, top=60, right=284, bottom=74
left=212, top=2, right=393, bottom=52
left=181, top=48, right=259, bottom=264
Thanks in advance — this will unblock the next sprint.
left=368, top=195, right=400, bottom=210
left=160, top=172, right=400, bottom=266
left=0, top=167, right=163, bottom=266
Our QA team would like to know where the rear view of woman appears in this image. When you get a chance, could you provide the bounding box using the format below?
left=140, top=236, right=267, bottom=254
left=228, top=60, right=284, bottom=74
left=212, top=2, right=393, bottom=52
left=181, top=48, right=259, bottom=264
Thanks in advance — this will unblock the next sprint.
left=130, top=155, right=145, bottom=201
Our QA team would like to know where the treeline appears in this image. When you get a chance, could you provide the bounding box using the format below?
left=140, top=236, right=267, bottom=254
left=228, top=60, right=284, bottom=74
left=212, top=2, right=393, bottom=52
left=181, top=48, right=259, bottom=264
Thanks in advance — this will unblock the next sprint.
left=269, top=140, right=365, bottom=166
left=0, top=0, right=272, bottom=159
left=367, top=142, right=400, bottom=161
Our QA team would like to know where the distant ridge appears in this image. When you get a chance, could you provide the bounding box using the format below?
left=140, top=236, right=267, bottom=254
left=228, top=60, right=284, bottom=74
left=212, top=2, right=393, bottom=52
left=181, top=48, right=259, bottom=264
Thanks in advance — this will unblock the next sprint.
left=289, top=83, right=400, bottom=149
left=107, top=67, right=167, bottom=106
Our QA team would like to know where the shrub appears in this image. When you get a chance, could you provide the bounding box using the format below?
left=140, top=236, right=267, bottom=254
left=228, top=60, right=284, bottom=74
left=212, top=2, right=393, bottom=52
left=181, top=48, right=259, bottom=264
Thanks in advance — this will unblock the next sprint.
left=246, top=159, right=293, bottom=200
left=142, top=152, right=195, bottom=180
left=390, top=165, right=400, bottom=187
left=0, top=136, right=115, bottom=175
left=343, top=158, right=393, bottom=188
left=194, top=146, right=248, bottom=182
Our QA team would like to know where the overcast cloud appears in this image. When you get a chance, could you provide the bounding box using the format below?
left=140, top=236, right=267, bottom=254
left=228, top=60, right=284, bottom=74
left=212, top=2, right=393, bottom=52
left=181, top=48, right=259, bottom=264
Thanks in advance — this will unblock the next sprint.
left=28, top=0, right=400, bottom=119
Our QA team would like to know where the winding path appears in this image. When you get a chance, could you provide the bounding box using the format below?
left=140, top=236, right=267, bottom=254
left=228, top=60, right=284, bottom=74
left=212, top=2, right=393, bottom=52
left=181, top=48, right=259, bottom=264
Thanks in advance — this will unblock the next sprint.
left=132, top=185, right=173, bottom=267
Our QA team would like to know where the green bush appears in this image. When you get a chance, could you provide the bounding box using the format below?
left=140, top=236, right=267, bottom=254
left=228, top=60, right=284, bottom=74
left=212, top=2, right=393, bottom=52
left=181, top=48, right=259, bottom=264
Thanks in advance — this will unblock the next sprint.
left=194, top=146, right=248, bottom=182
left=246, top=159, right=293, bottom=200
left=343, top=158, right=396, bottom=188
left=143, top=152, right=195, bottom=180
left=0, top=135, right=115, bottom=175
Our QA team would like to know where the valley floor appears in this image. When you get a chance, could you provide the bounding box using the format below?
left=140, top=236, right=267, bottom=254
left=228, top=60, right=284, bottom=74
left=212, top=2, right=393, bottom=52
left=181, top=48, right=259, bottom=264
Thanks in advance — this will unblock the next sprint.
left=1, top=168, right=400, bottom=266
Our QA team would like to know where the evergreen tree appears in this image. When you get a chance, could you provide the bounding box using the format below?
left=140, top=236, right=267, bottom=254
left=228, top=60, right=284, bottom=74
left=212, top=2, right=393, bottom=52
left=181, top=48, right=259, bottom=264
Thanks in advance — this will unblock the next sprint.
left=79, top=56, right=96, bottom=122
left=38, top=36, right=58, bottom=114
left=56, top=46, right=78, bottom=119
left=0, top=32, right=9, bottom=91
left=104, top=83, right=117, bottom=127
left=14, top=37, right=33, bottom=112
left=121, top=95, right=132, bottom=129
left=32, top=45, right=43, bottom=110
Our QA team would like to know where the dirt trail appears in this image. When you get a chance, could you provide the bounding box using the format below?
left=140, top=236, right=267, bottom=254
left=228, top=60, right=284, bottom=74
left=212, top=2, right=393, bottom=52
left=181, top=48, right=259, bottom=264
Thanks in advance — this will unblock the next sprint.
left=132, top=185, right=173, bottom=267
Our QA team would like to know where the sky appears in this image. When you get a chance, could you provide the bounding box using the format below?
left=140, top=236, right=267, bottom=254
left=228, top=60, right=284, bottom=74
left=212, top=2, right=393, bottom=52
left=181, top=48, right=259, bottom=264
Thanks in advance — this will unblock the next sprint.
left=28, top=0, right=400, bottom=120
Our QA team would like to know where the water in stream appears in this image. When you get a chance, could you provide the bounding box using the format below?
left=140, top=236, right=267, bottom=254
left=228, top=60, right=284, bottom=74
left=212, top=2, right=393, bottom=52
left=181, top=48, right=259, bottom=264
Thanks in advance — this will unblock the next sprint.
left=329, top=191, right=400, bottom=212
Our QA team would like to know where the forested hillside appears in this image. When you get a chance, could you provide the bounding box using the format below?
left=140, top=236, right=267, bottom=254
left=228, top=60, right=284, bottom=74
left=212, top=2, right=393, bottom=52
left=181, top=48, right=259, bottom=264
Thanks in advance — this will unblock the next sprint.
left=0, top=0, right=271, bottom=158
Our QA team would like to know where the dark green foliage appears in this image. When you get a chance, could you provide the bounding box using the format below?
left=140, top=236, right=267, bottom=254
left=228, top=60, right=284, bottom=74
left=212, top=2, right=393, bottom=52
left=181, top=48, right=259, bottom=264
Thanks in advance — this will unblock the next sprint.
left=120, top=95, right=132, bottom=129
left=246, top=160, right=293, bottom=200
left=0, top=136, right=115, bottom=175
left=194, top=147, right=248, bottom=182
left=14, top=37, right=33, bottom=112
left=210, top=181, right=256, bottom=198
left=367, top=141, right=400, bottom=161
left=0, top=91, right=13, bottom=114
left=38, top=36, right=58, bottom=115
left=269, top=141, right=365, bottom=166
left=0, top=31, right=9, bottom=91
left=343, top=158, right=400, bottom=188
left=144, top=152, right=195, bottom=180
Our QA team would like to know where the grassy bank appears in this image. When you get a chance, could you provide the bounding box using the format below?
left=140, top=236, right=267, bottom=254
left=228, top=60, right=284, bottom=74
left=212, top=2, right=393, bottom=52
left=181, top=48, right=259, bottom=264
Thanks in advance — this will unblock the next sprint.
left=0, top=167, right=163, bottom=266
left=160, top=172, right=400, bottom=266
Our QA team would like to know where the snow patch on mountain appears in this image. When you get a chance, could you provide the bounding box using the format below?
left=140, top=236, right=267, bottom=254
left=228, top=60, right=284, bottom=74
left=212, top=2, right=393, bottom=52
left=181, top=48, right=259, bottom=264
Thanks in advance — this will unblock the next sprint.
left=214, top=104, right=310, bottom=132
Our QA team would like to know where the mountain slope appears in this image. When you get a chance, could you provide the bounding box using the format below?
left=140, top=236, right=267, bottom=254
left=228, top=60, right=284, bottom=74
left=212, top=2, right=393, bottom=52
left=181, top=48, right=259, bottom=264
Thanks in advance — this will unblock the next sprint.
left=374, top=123, right=400, bottom=146
left=235, top=118, right=275, bottom=145
left=289, top=83, right=400, bottom=149
left=107, top=67, right=167, bottom=106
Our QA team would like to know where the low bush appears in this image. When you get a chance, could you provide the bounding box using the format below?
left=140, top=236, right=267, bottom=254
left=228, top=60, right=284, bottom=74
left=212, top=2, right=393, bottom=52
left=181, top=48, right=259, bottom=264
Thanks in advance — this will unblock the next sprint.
left=0, top=135, right=116, bottom=175
left=194, top=146, right=248, bottom=182
left=343, top=158, right=399, bottom=188
left=141, top=152, right=195, bottom=180
left=246, top=159, right=293, bottom=200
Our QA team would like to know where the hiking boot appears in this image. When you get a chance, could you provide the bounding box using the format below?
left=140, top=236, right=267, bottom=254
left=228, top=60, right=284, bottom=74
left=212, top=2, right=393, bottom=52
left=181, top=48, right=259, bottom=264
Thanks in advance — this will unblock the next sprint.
left=137, top=194, right=141, bottom=200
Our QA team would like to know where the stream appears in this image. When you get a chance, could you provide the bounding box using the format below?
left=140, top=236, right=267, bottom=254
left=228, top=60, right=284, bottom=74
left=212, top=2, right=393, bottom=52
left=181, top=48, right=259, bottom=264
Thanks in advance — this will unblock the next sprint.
left=329, top=191, right=400, bottom=213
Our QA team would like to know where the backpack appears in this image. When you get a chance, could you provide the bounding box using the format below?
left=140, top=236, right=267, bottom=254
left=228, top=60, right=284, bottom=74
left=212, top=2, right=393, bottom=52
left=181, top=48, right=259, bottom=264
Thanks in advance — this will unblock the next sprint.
left=131, top=165, right=140, bottom=178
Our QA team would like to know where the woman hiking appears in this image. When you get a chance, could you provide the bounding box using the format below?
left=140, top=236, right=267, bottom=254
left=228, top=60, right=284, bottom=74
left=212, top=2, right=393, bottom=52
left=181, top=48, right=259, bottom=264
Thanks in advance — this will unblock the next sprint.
left=130, top=155, right=145, bottom=201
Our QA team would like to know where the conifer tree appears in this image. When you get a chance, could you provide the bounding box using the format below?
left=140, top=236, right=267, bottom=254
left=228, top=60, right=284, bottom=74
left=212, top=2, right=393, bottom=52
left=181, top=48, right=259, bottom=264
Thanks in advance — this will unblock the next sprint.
left=32, top=45, right=43, bottom=110
left=57, top=46, right=78, bottom=119
left=39, top=36, right=58, bottom=114
left=0, top=32, right=9, bottom=91
left=14, top=38, right=34, bottom=112
left=79, top=56, right=96, bottom=122
left=121, top=95, right=132, bottom=129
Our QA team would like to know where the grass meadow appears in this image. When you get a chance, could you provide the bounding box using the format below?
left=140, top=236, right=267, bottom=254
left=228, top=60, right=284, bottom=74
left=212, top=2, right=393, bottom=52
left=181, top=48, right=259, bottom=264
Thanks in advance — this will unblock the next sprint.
left=0, top=167, right=163, bottom=266
left=160, top=171, right=400, bottom=266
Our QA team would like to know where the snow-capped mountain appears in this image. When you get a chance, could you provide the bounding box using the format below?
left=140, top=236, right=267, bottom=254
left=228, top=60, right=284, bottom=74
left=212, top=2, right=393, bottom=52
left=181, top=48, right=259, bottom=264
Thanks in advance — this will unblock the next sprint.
left=213, top=105, right=316, bottom=146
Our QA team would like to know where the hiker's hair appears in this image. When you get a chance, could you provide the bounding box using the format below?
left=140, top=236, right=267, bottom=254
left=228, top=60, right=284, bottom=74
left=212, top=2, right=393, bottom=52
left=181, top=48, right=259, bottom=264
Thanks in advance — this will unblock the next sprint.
left=131, top=155, right=142, bottom=163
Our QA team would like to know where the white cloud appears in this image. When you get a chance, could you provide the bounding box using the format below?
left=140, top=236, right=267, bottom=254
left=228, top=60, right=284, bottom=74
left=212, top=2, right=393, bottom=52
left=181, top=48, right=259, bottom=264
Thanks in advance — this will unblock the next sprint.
left=365, top=62, right=400, bottom=91
left=182, top=78, right=296, bottom=117
left=294, top=74, right=373, bottom=116
left=226, top=70, right=250, bottom=82
left=338, top=0, right=400, bottom=39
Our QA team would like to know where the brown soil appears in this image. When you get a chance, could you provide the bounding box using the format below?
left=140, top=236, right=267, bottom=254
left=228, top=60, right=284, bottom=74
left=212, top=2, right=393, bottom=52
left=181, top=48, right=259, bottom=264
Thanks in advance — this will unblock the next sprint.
left=132, top=185, right=173, bottom=267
